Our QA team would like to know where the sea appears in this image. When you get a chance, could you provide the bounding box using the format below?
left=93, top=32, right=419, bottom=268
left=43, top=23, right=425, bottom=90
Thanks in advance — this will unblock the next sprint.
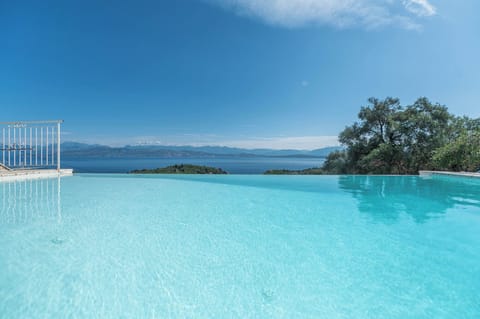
left=62, top=157, right=325, bottom=174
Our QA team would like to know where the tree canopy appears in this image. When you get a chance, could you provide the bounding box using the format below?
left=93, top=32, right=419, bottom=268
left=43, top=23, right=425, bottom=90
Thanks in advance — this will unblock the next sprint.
left=323, top=97, right=480, bottom=174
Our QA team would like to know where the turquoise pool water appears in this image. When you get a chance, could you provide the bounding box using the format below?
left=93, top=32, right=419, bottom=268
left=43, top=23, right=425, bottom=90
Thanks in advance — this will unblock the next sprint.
left=0, top=174, right=479, bottom=318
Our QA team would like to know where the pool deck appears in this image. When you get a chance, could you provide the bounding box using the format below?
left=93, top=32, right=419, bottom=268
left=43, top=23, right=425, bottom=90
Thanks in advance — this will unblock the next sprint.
left=0, top=168, right=73, bottom=182
left=419, top=170, right=480, bottom=179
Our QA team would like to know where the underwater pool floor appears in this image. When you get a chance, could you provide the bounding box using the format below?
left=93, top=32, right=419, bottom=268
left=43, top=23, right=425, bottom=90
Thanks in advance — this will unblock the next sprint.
left=0, top=174, right=479, bottom=318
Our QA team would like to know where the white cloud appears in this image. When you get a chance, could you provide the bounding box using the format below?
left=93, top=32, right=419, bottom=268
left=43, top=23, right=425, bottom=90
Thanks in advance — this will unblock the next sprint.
left=207, top=0, right=436, bottom=29
left=402, top=0, right=436, bottom=16
left=214, top=135, right=340, bottom=150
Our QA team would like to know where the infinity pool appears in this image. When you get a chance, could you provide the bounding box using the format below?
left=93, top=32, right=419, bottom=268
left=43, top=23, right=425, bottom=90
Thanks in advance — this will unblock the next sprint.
left=0, top=174, right=479, bottom=318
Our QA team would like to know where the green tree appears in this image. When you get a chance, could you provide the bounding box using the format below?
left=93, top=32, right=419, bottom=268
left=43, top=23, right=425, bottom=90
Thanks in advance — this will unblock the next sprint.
left=338, top=97, right=402, bottom=173
left=323, top=97, right=477, bottom=174
left=433, top=129, right=480, bottom=172
left=323, top=150, right=348, bottom=174
left=397, top=97, right=452, bottom=172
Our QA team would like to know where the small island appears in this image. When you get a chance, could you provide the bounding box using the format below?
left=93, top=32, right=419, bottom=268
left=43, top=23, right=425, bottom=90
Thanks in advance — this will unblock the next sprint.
left=130, top=164, right=228, bottom=174
left=264, top=167, right=324, bottom=175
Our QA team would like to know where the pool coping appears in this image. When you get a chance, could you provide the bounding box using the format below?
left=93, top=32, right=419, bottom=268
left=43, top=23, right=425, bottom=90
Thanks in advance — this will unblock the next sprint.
left=419, top=170, right=480, bottom=179
left=2, top=170, right=479, bottom=180
left=0, top=169, right=73, bottom=182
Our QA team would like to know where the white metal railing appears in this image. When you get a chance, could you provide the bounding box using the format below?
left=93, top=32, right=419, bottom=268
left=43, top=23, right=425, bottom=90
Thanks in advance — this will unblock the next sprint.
left=0, top=120, right=62, bottom=170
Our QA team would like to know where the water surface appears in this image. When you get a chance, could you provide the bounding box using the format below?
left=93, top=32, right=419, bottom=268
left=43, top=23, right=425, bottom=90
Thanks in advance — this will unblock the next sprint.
left=62, top=157, right=325, bottom=174
left=0, top=174, right=479, bottom=318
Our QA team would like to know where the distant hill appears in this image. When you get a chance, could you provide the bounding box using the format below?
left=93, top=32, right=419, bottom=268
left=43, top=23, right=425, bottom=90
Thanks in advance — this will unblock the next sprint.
left=130, top=164, right=228, bottom=174
left=307, top=146, right=345, bottom=157
left=61, top=142, right=343, bottom=159
left=61, top=142, right=211, bottom=158
left=264, top=167, right=324, bottom=175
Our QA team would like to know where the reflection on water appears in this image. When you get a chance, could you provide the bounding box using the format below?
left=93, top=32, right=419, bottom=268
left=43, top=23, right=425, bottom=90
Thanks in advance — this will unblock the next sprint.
left=0, top=177, right=62, bottom=225
left=339, top=175, right=480, bottom=223
left=2, top=174, right=479, bottom=226
left=125, top=174, right=341, bottom=194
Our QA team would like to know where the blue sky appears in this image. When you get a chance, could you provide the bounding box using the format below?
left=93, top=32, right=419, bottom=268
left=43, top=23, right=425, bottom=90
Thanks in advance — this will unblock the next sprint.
left=1, top=0, right=479, bottom=149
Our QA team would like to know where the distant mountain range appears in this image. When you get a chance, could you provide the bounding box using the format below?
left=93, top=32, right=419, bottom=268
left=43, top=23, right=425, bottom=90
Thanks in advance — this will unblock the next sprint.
left=61, top=142, right=342, bottom=159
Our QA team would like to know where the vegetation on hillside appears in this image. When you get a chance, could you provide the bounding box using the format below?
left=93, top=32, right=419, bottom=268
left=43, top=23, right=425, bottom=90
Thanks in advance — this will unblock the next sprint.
left=130, top=164, right=228, bottom=174
left=265, top=97, right=480, bottom=175
left=322, top=97, right=480, bottom=174
left=432, top=129, right=480, bottom=172
left=264, top=168, right=324, bottom=175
